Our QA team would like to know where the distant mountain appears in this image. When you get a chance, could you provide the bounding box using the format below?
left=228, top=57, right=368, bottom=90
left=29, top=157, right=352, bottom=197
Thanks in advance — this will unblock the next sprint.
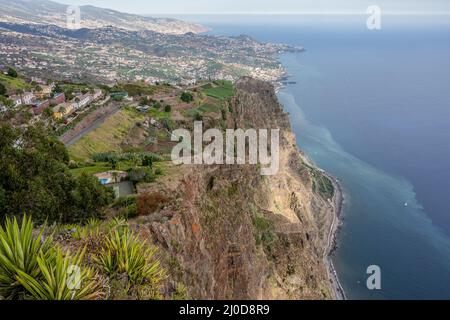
left=0, top=0, right=208, bottom=34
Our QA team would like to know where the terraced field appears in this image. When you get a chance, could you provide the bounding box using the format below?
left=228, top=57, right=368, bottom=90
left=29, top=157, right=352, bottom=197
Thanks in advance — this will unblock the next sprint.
left=68, top=107, right=144, bottom=161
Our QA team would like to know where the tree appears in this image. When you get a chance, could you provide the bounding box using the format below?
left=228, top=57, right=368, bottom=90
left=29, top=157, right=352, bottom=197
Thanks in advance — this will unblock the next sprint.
left=43, top=107, right=54, bottom=119
left=7, top=67, right=17, bottom=78
left=142, top=155, right=153, bottom=168
left=109, top=156, right=118, bottom=170
left=164, top=105, right=172, bottom=113
left=0, top=124, right=113, bottom=223
left=0, top=83, right=6, bottom=96
left=0, top=96, right=13, bottom=107
left=180, top=91, right=194, bottom=103
left=72, top=173, right=114, bottom=221
left=53, top=84, right=62, bottom=94
left=112, top=171, right=119, bottom=183
left=140, top=96, right=149, bottom=106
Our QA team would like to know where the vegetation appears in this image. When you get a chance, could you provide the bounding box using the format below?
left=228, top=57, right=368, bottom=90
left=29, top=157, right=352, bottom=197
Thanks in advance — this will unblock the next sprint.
left=0, top=216, right=52, bottom=299
left=180, top=91, right=194, bottom=103
left=137, top=192, right=169, bottom=216
left=0, top=73, right=32, bottom=93
left=96, top=229, right=165, bottom=293
left=252, top=212, right=278, bottom=251
left=184, top=103, right=221, bottom=119
left=202, top=80, right=235, bottom=100
left=91, top=151, right=164, bottom=163
left=0, top=216, right=103, bottom=300
left=312, top=173, right=334, bottom=200
left=68, top=108, right=145, bottom=161
left=0, top=124, right=114, bottom=223
left=0, top=82, right=6, bottom=96
left=112, top=82, right=156, bottom=97
left=7, top=67, right=18, bottom=78
left=17, top=247, right=103, bottom=300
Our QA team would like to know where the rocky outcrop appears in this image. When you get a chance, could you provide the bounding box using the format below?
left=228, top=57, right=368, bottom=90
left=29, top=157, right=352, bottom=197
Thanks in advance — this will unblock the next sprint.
left=134, top=78, right=336, bottom=299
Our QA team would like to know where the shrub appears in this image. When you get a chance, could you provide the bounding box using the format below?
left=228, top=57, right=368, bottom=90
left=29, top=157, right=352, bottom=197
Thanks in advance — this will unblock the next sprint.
left=172, top=283, right=188, bottom=300
left=108, top=217, right=129, bottom=234
left=252, top=214, right=278, bottom=250
left=92, top=152, right=164, bottom=163
left=137, top=192, right=169, bottom=216
left=112, top=195, right=137, bottom=208
left=0, top=216, right=103, bottom=300
left=16, top=247, right=104, bottom=300
left=194, top=112, right=203, bottom=121
left=70, top=218, right=101, bottom=240
left=121, top=203, right=138, bottom=219
left=0, top=83, right=6, bottom=96
left=7, top=67, right=18, bottom=78
left=95, top=230, right=165, bottom=289
left=0, top=216, right=52, bottom=299
left=180, top=91, right=194, bottom=103
left=164, top=105, right=171, bottom=113
left=68, top=160, right=79, bottom=169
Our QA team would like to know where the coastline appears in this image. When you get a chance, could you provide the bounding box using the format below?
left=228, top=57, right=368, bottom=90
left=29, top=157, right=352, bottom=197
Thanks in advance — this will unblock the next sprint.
left=325, top=172, right=347, bottom=300
left=275, top=69, right=346, bottom=299
left=299, top=154, right=346, bottom=300
left=275, top=55, right=346, bottom=300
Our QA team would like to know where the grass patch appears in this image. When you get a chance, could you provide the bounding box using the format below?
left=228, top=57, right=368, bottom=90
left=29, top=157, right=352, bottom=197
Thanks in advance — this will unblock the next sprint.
left=113, top=82, right=156, bottom=97
left=312, top=174, right=335, bottom=200
left=147, top=108, right=171, bottom=120
left=183, top=104, right=221, bottom=119
left=202, top=80, right=235, bottom=101
left=0, top=74, right=33, bottom=92
left=70, top=165, right=112, bottom=177
left=252, top=213, right=278, bottom=250
left=68, top=108, right=144, bottom=161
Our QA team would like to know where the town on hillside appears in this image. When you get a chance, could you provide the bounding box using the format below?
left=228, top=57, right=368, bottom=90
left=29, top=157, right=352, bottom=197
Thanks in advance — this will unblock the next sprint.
left=1, top=65, right=236, bottom=199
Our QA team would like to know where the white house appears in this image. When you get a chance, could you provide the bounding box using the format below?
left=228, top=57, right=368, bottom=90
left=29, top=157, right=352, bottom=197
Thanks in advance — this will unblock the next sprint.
left=92, top=89, right=103, bottom=101
left=21, top=92, right=34, bottom=105
left=76, top=93, right=92, bottom=109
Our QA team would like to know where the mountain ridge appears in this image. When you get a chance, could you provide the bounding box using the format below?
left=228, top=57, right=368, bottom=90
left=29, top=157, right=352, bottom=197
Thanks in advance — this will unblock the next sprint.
left=0, top=0, right=209, bottom=34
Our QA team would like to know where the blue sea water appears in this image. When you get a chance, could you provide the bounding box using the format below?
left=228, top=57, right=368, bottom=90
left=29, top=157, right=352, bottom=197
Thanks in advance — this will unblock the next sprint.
left=174, top=14, right=450, bottom=299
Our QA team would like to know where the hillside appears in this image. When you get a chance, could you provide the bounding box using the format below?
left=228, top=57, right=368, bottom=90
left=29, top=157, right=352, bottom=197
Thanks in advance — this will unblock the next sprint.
left=0, top=0, right=208, bottom=34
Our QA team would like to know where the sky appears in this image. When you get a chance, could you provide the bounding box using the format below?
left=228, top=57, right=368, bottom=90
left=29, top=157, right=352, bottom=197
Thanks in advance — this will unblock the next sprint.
left=55, top=0, right=450, bottom=15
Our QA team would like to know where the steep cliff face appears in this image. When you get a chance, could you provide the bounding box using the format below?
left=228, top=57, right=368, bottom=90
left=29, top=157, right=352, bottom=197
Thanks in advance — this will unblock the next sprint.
left=134, top=78, right=336, bottom=299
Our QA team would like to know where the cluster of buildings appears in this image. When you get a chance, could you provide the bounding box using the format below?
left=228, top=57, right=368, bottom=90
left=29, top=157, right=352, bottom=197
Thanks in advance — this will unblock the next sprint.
left=1, top=79, right=103, bottom=121
left=52, top=89, right=103, bottom=120
left=0, top=23, right=294, bottom=88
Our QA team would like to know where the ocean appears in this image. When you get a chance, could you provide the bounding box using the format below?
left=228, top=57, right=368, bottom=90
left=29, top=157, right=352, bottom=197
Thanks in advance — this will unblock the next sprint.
left=169, top=14, right=450, bottom=299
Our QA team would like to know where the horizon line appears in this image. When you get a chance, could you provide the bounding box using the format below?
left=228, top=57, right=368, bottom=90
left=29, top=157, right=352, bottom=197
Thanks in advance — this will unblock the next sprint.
left=144, top=11, right=450, bottom=16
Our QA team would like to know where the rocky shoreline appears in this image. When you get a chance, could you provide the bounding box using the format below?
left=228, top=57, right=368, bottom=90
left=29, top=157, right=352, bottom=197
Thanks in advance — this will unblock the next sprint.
left=326, top=174, right=347, bottom=300
left=298, top=154, right=346, bottom=300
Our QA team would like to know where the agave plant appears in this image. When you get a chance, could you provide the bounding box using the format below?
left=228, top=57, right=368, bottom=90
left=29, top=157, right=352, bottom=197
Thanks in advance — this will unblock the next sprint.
left=0, top=216, right=52, bottom=299
left=108, top=217, right=128, bottom=234
left=16, top=247, right=104, bottom=300
left=0, top=216, right=104, bottom=300
left=96, top=229, right=165, bottom=287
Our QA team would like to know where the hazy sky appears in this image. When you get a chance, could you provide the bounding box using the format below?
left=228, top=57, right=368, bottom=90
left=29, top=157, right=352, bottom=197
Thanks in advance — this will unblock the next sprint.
left=55, top=0, right=450, bottom=15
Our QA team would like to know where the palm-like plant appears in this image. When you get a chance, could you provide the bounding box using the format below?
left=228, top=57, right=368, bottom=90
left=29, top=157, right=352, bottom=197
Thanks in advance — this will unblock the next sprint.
left=16, top=247, right=104, bottom=300
left=108, top=217, right=128, bottom=234
left=96, top=230, right=165, bottom=287
left=0, top=216, right=52, bottom=299
left=0, top=216, right=104, bottom=300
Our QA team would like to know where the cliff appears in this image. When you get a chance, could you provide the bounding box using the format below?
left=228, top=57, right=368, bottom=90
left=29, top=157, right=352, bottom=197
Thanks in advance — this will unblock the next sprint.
left=132, top=78, right=338, bottom=299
